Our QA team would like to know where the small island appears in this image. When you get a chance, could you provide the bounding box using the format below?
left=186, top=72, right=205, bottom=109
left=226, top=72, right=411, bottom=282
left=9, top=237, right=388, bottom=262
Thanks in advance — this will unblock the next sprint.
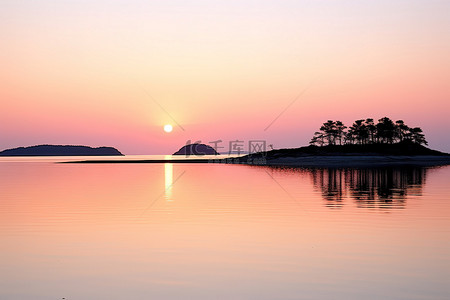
left=173, top=143, right=219, bottom=156
left=237, top=117, right=450, bottom=167
left=0, top=145, right=123, bottom=156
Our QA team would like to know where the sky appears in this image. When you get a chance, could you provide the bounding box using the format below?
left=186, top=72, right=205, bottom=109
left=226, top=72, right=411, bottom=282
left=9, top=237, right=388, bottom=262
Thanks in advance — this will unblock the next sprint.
left=1, top=0, right=449, bottom=154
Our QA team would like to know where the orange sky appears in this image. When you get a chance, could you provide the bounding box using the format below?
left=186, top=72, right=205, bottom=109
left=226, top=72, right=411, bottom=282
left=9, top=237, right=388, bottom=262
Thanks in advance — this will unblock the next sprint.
left=1, top=1, right=449, bottom=154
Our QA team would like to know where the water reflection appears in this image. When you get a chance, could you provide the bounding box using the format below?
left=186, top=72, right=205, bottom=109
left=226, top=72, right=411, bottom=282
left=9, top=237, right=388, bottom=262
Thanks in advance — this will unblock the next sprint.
left=0, top=161, right=449, bottom=300
left=164, top=163, right=173, bottom=201
left=308, top=167, right=427, bottom=209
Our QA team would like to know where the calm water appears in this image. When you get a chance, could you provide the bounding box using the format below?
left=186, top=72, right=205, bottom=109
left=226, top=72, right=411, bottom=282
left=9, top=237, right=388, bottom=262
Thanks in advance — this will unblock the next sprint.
left=1, top=157, right=449, bottom=300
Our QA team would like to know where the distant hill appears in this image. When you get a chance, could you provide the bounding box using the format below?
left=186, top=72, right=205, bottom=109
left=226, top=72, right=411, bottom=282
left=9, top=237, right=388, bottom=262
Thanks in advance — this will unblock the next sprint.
left=241, top=140, right=449, bottom=160
left=173, top=143, right=219, bottom=155
left=0, top=145, right=123, bottom=156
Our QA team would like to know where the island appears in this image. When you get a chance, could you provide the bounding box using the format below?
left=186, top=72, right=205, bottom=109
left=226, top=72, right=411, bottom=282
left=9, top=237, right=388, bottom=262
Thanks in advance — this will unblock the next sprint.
left=234, top=117, right=450, bottom=167
left=235, top=141, right=450, bottom=167
left=64, top=117, right=450, bottom=167
left=173, top=143, right=219, bottom=156
left=0, top=145, right=123, bottom=156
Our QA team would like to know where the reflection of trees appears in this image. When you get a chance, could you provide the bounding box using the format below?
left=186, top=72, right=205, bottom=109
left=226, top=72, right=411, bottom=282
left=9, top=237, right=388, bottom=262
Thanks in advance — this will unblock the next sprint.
left=309, top=167, right=427, bottom=209
left=309, top=169, right=347, bottom=208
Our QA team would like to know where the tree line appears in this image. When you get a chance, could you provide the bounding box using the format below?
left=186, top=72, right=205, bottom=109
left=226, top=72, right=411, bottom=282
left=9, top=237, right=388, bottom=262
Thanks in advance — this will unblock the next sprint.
left=310, top=117, right=427, bottom=146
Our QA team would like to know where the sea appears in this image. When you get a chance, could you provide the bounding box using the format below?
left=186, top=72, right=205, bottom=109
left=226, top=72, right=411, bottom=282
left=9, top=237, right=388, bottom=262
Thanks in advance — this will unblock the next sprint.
left=1, top=155, right=449, bottom=299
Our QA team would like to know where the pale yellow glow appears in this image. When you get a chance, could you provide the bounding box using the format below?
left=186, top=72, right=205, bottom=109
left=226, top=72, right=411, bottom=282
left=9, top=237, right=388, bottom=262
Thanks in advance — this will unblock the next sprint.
left=163, top=124, right=173, bottom=133
left=2, top=1, right=450, bottom=153
left=164, top=163, right=173, bottom=201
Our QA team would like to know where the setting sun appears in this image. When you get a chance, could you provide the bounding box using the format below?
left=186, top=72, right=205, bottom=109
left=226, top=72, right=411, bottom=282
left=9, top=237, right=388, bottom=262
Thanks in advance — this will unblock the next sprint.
left=164, top=124, right=173, bottom=133
left=1, top=1, right=450, bottom=299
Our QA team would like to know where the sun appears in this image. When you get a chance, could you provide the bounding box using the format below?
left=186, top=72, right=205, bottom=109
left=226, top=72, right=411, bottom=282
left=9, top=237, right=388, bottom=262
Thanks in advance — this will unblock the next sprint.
left=164, top=124, right=173, bottom=133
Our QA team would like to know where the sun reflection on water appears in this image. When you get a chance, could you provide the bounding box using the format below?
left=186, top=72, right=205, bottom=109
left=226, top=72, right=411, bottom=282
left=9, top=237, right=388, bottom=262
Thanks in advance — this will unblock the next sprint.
left=164, top=163, right=173, bottom=201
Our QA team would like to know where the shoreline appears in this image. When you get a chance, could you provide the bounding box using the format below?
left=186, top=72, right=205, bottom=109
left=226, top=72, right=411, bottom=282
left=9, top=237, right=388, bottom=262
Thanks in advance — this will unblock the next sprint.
left=243, top=155, right=450, bottom=168
left=61, top=159, right=212, bottom=164
left=62, top=155, right=450, bottom=168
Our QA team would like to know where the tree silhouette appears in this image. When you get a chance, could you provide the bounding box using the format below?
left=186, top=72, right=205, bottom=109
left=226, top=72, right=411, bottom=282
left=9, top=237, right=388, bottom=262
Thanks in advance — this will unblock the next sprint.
left=310, top=117, right=428, bottom=147
left=348, top=120, right=368, bottom=144
left=409, top=127, right=428, bottom=145
left=312, top=120, right=348, bottom=146
left=365, top=118, right=377, bottom=143
left=335, top=121, right=347, bottom=145
left=395, top=120, right=410, bottom=142
left=309, top=131, right=325, bottom=146
left=376, top=117, right=396, bottom=144
left=320, top=120, right=337, bottom=145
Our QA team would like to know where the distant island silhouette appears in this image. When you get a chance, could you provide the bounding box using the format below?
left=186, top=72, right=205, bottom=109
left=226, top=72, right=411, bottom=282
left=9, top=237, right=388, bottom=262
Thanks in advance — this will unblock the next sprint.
left=0, top=145, right=123, bottom=156
left=173, top=143, right=219, bottom=156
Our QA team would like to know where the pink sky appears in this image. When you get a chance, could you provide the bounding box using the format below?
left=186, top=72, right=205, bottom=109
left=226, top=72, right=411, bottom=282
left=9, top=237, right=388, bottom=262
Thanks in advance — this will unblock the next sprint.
left=1, top=1, right=449, bottom=154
